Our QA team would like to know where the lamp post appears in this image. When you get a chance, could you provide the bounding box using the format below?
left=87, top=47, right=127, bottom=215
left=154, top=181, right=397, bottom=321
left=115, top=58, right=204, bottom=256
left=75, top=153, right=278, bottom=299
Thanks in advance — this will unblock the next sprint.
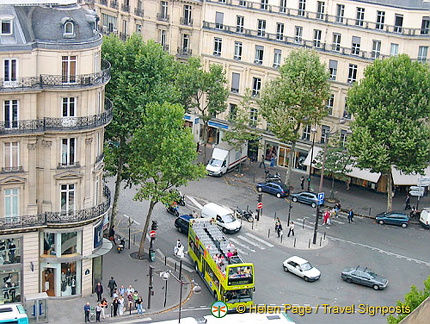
left=307, top=128, right=317, bottom=191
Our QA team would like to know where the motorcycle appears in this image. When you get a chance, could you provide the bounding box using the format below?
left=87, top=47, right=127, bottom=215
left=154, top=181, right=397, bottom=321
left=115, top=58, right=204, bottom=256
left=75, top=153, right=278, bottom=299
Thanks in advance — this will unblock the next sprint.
left=117, top=238, right=125, bottom=253
left=171, top=189, right=186, bottom=206
left=166, top=204, right=179, bottom=217
left=234, top=207, right=254, bottom=222
left=265, top=170, right=281, bottom=182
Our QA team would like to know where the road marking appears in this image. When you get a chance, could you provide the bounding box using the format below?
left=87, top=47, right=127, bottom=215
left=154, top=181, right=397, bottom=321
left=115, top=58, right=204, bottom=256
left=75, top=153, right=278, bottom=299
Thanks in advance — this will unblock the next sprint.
left=123, top=214, right=141, bottom=225
left=237, top=235, right=266, bottom=249
left=188, top=196, right=203, bottom=209
left=228, top=238, right=253, bottom=253
left=245, top=233, right=274, bottom=247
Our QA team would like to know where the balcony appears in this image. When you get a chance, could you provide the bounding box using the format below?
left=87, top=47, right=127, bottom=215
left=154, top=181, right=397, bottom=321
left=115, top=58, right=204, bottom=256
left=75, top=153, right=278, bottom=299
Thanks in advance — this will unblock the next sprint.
left=0, top=166, right=24, bottom=173
left=0, top=186, right=111, bottom=231
left=156, top=13, right=169, bottom=22
left=110, top=0, right=118, bottom=9
left=100, top=0, right=108, bottom=5
left=57, top=162, right=81, bottom=169
left=0, top=98, right=113, bottom=135
left=180, top=17, right=193, bottom=26
left=121, top=4, right=130, bottom=13
left=134, top=8, right=144, bottom=17
left=177, top=47, right=192, bottom=58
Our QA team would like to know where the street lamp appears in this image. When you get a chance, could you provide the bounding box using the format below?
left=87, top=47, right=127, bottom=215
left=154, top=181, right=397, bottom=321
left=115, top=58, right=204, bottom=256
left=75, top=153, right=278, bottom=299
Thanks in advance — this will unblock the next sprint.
left=307, top=128, right=317, bottom=191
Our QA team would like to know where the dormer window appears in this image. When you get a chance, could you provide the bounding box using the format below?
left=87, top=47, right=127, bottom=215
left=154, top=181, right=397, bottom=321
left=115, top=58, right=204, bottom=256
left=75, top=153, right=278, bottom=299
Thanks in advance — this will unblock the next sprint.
left=62, top=17, right=75, bottom=38
left=0, top=16, right=13, bottom=36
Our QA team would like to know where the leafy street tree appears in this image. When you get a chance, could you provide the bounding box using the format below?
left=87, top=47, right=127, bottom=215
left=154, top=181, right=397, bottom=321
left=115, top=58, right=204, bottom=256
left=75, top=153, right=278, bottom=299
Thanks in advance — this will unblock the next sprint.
left=314, top=137, right=352, bottom=199
left=346, top=54, right=430, bottom=212
left=223, top=91, right=262, bottom=170
left=102, top=34, right=180, bottom=229
left=387, top=276, right=430, bottom=324
left=176, top=57, right=229, bottom=163
left=259, top=49, right=330, bottom=186
left=128, top=102, right=205, bottom=258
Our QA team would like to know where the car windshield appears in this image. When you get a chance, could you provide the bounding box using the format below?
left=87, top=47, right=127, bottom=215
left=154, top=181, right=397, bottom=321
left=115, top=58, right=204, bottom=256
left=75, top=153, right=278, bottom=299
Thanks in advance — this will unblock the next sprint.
left=209, top=158, right=222, bottom=167
left=222, top=214, right=235, bottom=223
left=366, top=270, right=377, bottom=278
left=301, top=262, right=312, bottom=271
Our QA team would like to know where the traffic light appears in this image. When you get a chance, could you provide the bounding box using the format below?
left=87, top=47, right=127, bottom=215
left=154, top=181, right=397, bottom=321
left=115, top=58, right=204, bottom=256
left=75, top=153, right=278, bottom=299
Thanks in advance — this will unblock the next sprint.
left=151, top=220, right=158, bottom=231
left=317, top=208, right=323, bottom=219
left=257, top=193, right=262, bottom=203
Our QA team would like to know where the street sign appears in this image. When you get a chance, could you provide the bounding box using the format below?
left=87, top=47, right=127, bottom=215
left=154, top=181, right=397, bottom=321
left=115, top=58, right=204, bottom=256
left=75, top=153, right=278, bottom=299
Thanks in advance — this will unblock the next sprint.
left=257, top=202, right=263, bottom=209
left=410, top=186, right=425, bottom=192
left=149, top=230, right=157, bottom=238
left=409, top=190, right=424, bottom=197
left=418, top=177, right=430, bottom=186
left=317, top=192, right=324, bottom=206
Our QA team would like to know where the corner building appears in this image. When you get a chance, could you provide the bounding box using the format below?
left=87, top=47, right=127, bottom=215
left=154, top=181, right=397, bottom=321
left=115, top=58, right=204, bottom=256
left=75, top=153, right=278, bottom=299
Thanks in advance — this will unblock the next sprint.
left=0, top=0, right=111, bottom=302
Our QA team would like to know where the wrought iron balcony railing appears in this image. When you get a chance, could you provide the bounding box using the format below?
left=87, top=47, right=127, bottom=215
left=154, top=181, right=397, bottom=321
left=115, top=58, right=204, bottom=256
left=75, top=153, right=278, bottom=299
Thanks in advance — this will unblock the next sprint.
left=0, top=186, right=111, bottom=231
left=1, top=166, right=24, bottom=173
left=0, top=98, right=112, bottom=135
left=134, top=8, right=144, bottom=17
left=0, top=60, right=111, bottom=92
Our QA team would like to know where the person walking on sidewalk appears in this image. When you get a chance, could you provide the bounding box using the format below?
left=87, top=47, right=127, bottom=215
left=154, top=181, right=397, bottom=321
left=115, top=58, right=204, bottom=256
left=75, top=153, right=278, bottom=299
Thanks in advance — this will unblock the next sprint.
left=348, top=209, right=354, bottom=223
left=84, top=302, right=91, bottom=323
left=108, top=277, right=117, bottom=297
left=100, top=298, right=108, bottom=320
left=136, top=296, right=144, bottom=314
left=287, top=221, right=295, bottom=237
left=112, top=297, right=119, bottom=317
left=118, top=295, right=125, bottom=316
left=300, top=176, right=305, bottom=190
left=95, top=282, right=103, bottom=302
left=405, top=194, right=411, bottom=210
left=95, top=303, right=101, bottom=322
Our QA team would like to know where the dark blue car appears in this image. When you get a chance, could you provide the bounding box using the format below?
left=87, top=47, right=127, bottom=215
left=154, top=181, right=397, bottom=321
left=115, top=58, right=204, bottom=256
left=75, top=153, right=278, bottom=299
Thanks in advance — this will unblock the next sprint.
left=375, top=211, right=410, bottom=228
left=174, top=214, right=195, bottom=234
left=256, top=182, right=290, bottom=198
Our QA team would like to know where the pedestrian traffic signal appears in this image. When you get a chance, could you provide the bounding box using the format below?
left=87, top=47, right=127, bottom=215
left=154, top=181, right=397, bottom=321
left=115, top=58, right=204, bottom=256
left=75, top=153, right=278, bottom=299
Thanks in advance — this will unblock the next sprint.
left=151, top=220, right=158, bottom=231
left=257, top=193, right=262, bottom=203
left=317, top=208, right=323, bottom=219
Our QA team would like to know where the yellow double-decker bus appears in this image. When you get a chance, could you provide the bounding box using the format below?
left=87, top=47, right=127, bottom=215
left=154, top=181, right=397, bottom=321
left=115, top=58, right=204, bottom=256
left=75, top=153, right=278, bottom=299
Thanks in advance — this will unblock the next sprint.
left=188, top=218, right=254, bottom=311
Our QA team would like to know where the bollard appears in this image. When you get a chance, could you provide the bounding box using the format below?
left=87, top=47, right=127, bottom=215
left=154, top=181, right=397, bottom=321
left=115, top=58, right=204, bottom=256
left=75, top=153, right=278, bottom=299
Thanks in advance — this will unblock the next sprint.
left=320, top=237, right=322, bottom=246
left=308, top=239, right=311, bottom=249
left=164, top=256, right=167, bottom=266
left=294, top=238, right=297, bottom=247
left=110, top=304, right=113, bottom=317
left=280, top=234, right=283, bottom=243
left=252, top=221, right=254, bottom=230
left=268, top=229, right=270, bottom=238
left=323, top=232, right=326, bottom=240
left=174, top=262, right=177, bottom=272
left=133, top=234, right=136, bottom=245
left=129, top=302, right=132, bottom=315
left=302, top=218, right=305, bottom=229
left=369, top=207, right=371, bottom=216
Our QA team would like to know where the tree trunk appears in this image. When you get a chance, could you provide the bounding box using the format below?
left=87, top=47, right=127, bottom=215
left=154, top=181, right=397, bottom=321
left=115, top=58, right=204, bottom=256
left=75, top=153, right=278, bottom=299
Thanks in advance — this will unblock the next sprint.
left=285, top=141, right=296, bottom=187
left=386, top=170, right=393, bottom=213
left=202, top=120, right=208, bottom=164
left=110, top=154, right=124, bottom=231
left=137, top=200, right=156, bottom=259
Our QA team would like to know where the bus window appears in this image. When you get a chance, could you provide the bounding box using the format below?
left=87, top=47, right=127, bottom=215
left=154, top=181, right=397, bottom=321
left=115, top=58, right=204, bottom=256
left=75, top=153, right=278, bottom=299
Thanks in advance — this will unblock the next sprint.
left=227, top=266, right=253, bottom=286
left=223, top=288, right=253, bottom=303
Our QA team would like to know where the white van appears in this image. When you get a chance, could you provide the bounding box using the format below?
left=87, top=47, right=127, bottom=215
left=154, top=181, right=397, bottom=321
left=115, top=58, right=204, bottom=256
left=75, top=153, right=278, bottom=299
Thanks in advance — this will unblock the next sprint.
left=419, top=208, right=430, bottom=229
left=201, top=203, right=241, bottom=234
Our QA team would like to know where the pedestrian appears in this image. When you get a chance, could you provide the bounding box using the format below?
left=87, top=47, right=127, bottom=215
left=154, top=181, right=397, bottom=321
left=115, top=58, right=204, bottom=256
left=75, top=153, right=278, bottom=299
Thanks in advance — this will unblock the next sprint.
left=118, top=295, right=124, bottom=316
left=112, top=297, right=119, bottom=317
left=84, top=302, right=91, bottom=323
left=348, top=209, right=354, bottom=223
left=118, top=285, right=125, bottom=296
left=126, top=285, right=135, bottom=296
left=132, top=290, right=139, bottom=308
left=300, top=176, right=305, bottom=190
left=136, top=296, right=144, bottom=314
left=270, top=152, right=276, bottom=167
left=287, top=221, right=295, bottom=237
left=95, top=303, right=101, bottom=322
left=108, top=277, right=117, bottom=297
left=109, top=225, right=116, bottom=245
left=323, top=210, right=330, bottom=225
left=405, top=194, right=411, bottom=210
left=95, top=282, right=103, bottom=302
left=100, top=298, right=108, bottom=319
left=259, top=154, right=265, bottom=168
left=274, top=217, right=281, bottom=233
left=334, top=202, right=341, bottom=218
left=346, top=178, right=351, bottom=191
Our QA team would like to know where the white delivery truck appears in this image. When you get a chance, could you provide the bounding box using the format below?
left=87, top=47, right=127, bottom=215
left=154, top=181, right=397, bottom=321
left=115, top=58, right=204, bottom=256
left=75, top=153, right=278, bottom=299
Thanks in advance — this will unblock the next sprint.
left=206, top=142, right=247, bottom=177
left=419, top=208, right=430, bottom=229
left=201, top=203, right=241, bottom=233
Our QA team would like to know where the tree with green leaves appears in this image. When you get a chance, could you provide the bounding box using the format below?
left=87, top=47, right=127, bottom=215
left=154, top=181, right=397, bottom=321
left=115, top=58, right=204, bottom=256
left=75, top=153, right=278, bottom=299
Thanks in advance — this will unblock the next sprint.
left=102, top=34, right=180, bottom=229
left=127, top=102, right=206, bottom=258
left=223, top=91, right=262, bottom=170
left=387, top=276, right=430, bottom=324
left=346, top=54, right=430, bottom=212
left=176, top=57, right=229, bottom=163
left=259, top=49, right=330, bottom=186
left=314, top=137, right=352, bottom=199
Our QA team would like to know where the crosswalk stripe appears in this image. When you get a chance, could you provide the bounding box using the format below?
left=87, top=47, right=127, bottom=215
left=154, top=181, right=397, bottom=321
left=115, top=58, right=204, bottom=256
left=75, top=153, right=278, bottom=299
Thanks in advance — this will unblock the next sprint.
left=228, top=238, right=253, bottom=254
left=245, top=233, right=274, bottom=247
left=237, top=235, right=266, bottom=249
left=188, top=196, right=203, bottom=209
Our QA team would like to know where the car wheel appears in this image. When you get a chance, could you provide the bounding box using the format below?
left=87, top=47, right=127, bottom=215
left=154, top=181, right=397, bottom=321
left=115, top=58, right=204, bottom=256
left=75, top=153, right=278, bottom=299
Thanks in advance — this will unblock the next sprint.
left=345, top=278, right=352, bottom=284
left=222, top=227, right=227, bottom=233
left=292, top=197, right=298, bottom=202
left=378, top=220, right=384, bottom=225
left=401, top=223, right=408, bottom=228
left=276, top=193, right=282, bottom=198
left=311, top=202, right=316, bottom=208
left=257, top=187, right=263, bottom=192
left=373, top=284, right=380, bottom=290
left=283, top=266, right=288, bottom=272
left=304, top=276, right=309, bottom=282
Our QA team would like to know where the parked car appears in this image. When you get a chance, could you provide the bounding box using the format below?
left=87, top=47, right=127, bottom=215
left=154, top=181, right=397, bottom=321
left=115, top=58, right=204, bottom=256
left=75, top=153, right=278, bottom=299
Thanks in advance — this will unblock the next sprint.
left=290, top=191, right=320, bottom=208
left=341, top=266, right=388, bottom=290
left=174, top=214, right=195, bottom=235
left=375, top=211, right=410, bottom=228
left=256, top=182, right=290, bottom=198
left=282, top=256, right=321, bottom=282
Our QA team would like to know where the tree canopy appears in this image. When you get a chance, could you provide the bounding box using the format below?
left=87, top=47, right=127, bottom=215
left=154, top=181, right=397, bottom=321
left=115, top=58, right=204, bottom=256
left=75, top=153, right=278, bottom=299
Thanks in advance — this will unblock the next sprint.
left=346, top=54, right=430, bottom=211
left=128, top=102, right=205, bottom=257
left=259, top=48, right=330, bottom=185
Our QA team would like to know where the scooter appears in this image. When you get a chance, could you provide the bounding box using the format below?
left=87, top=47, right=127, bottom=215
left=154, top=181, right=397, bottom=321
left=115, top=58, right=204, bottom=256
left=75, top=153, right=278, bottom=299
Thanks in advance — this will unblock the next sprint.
left=117, top=238, right=125, bottom=253
left=166, top=205, right=179, bottom=217
left=265, top=171, right=281, bottom=182
left=234, top=208, right=254, bottom=222
left=171, top=189, right=186, bottom=206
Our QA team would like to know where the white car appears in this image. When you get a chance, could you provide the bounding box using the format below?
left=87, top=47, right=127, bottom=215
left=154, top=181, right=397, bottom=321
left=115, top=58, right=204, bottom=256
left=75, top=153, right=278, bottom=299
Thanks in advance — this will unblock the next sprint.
left=282, top=256, right=321, bottom=282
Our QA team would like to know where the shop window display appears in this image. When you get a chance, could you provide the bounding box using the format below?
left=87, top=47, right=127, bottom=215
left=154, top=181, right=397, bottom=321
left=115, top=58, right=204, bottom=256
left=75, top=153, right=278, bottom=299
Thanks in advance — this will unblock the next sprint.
left=0, top=238, right=20, bottom=264
left=0, top=271, right=20, bottom=303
